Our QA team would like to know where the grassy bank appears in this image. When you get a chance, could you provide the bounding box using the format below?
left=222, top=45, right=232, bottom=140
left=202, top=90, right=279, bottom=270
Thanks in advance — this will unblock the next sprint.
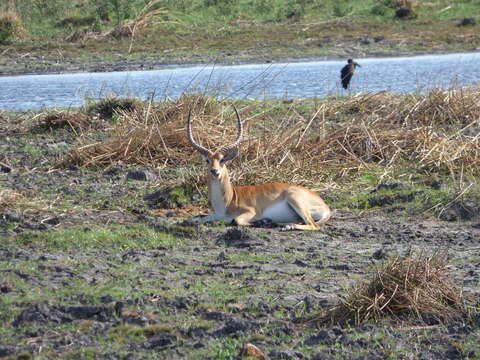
left=2, top=87, right=480, bottom=221
left=0, top=0, right=479, bottom=74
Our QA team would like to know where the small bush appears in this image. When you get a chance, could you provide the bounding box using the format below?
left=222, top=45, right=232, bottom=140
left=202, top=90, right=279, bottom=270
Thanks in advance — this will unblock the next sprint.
left=333, top=1, right=352, bottom=18
left=306, top=253, right=470, bottom=326
left=395, top=7, right=417, bottom=19
left=0, top=11, right=27, bottom=44
left=273, top=2, right=304, bottom=22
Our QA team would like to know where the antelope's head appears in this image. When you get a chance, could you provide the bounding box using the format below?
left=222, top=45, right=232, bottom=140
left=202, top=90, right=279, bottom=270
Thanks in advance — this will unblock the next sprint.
left=187, top=105, right=243, bottom=181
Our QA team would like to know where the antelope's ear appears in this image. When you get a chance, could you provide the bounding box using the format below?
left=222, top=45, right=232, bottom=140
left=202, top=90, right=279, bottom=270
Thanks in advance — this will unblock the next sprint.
left=221, top=148, right=239, bottom=163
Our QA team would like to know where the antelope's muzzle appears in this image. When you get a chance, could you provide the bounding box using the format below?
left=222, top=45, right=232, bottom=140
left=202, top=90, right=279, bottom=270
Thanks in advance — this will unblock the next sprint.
left=210, top=168, right=220, bottom=178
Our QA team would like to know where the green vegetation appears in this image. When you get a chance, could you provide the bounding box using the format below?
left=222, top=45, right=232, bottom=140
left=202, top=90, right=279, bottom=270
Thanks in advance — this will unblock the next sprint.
left=0, top=10, right=25, bottom=44
left=3, top=0, right=479, bottom=36
left=5, top=223, right=191, bottom=250
left=0, top=0, right=479, bottom=73
left=0, top=222, right=335, bottom=359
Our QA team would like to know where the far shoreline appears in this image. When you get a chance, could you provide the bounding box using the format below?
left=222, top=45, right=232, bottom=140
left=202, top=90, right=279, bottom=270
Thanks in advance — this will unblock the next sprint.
left=1, top=48, right=480, bottom=78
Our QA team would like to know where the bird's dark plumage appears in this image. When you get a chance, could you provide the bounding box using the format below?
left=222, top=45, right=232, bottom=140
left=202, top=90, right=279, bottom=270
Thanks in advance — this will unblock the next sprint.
left=340, top=58, right=360, bottom=89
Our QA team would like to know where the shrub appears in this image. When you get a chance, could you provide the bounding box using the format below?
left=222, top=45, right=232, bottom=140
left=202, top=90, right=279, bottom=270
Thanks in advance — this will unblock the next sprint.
left=305, top=252, right=471, bottom=326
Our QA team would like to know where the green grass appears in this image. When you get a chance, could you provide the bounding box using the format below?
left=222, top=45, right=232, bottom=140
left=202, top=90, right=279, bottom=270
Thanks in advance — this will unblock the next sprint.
left=6, top=0, right=480, bottom=36
left=0, top=222, right=321, bottom=358
left=1, top=0, right=479, bottom=74
left=324, top=165, right=480, bottom=219
left=3, top=223, right=192, bottom=251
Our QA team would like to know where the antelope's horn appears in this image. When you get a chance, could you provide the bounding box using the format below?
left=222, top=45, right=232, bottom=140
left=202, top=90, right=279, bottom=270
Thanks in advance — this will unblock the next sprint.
left=220, top=105, right=243, bottom=154
left=187, top=109, right=211, bottom=157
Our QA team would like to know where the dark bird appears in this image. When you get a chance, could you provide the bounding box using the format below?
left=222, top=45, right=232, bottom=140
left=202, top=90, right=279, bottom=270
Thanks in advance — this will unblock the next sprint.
left=340, top=59, right=361, bottom=90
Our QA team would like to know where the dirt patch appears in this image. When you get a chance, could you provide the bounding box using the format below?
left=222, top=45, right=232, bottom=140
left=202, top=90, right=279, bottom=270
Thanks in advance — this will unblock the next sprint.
left=1, top=212, right=478, bottom=358
left=216, top=227, right=264, bottom=248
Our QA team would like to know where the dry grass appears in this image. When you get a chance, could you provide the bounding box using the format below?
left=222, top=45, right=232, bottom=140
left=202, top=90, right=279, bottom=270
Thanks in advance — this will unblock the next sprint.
left=65, top=0, right=174, bottom=53
left=66, top=87, right=480, bottom=185
left=105, top=0, right=172, bottom=39
left=37, top=110, right=94, bottom=131
left=86, top=97, right=142, bottom=120
left=68, top=94, right=216, bottom=167
left=305, top=252, right=469, bottom=326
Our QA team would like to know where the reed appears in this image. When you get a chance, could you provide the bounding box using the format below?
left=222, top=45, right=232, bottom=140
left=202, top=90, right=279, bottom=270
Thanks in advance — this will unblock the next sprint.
left=66, top=87, right=480, bottom=187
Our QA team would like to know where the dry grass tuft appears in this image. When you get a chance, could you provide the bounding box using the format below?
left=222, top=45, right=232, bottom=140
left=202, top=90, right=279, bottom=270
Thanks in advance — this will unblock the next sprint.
left=104, top=0, right=171, bottom=41
left=323, top=88, right=480, bottom=128
left=37, top=110, right=94, bottom=131
left=68, top=94, right=221, bottom=167
left=65, top=0, right=174, bottom=51
left=66, top=87, right=480, bottom=185
left=298, top=121, right=479, bottom=177
left=306, top=253, right=469, bottom=326
left=86, top=97, right=142, bottom=120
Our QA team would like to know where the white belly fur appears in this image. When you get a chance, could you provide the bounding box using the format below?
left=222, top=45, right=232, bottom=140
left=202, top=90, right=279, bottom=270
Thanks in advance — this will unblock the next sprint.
left=261, top=200, right=302, bottom=223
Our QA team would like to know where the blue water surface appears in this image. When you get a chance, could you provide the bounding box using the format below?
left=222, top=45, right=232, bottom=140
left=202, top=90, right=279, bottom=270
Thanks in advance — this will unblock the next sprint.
left=1, top=52, right=479, bottom=110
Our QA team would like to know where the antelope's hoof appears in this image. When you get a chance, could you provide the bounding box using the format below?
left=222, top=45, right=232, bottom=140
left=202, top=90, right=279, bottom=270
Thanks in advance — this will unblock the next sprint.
left=280, top=224, right=296, bottom=231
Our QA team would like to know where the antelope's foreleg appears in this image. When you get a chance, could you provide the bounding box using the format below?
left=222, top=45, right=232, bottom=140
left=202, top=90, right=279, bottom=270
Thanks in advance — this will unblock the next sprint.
left=232, top=211, right=256, bottom=226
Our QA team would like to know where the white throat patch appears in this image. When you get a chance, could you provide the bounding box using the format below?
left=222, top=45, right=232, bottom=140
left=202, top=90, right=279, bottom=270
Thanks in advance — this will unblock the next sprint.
left=210, top=179, right=227, bottom=216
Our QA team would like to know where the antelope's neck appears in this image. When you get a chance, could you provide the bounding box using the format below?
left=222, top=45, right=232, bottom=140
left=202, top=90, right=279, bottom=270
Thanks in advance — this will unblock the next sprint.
left=208, top=170, right=234, bottom=215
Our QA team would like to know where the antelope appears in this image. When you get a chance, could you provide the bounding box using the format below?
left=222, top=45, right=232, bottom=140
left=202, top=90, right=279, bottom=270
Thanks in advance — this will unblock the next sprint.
left=186, top=105, right=332, bottom=231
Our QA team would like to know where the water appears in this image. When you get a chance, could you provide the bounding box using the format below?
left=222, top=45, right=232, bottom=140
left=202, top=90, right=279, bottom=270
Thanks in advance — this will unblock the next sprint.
left=1, top=52, right=479, bottom=111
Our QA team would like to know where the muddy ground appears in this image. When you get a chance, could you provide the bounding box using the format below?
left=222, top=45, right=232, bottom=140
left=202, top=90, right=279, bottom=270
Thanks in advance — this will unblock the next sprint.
left=0, top=118, right=479, bottom=359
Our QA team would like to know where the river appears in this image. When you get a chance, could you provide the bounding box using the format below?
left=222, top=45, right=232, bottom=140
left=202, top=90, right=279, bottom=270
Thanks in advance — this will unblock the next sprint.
left=1, top=52, right=479, bottom=110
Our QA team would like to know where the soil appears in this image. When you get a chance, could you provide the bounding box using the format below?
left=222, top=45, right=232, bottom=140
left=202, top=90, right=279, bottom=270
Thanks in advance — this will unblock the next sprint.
left=0, top=111, right=479, bottom=358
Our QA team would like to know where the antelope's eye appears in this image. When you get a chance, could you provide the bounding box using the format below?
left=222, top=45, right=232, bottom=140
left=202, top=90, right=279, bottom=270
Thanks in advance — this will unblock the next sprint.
left=205, top=158, right=210, bottom=164
left=219, top=158, right=226, bottom=164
